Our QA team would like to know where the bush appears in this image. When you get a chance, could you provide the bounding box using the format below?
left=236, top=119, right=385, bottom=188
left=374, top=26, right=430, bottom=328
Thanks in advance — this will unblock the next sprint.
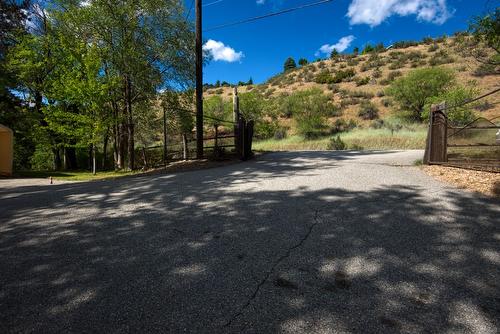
left=332, top=68, right=356, bottom=83
left=358, top=101, right=379, bottom=120
left=428, top=44, right=439, bottom=52
left=473, top=63, right=498, bottom=76
left=372, top=68, right=382, bottom=78
left=355, top=76, right=370, bottom=86
left=429, top=50, right=454, bottom=66
left=330, top=118, right=357, bottom=134
left=315, top=70, right=334, bottom=84
left=327, top=136, right=347, bottom=150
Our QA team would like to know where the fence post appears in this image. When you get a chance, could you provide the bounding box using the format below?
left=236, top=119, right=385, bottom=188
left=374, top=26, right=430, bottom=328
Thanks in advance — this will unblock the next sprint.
left=424, top=102, right=448, bottom=164
left=233, top=87, right=241, bottom=156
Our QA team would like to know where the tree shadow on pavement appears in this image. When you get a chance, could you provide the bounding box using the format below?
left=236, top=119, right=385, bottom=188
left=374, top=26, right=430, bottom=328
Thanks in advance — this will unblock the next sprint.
left=0, top=151, right=498, bottom=333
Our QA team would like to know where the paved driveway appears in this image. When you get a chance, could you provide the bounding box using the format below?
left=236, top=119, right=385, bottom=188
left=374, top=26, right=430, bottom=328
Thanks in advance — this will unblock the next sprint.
left=1, top=150, right=499, bottom=333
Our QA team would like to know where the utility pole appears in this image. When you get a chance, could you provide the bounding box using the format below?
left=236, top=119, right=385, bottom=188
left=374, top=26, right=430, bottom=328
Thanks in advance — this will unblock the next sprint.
left=195, top=0, right=203, bottom=159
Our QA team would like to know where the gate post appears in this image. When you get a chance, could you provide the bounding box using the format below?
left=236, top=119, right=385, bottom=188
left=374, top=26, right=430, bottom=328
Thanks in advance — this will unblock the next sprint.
left=424, top=102, right=448, bottom=164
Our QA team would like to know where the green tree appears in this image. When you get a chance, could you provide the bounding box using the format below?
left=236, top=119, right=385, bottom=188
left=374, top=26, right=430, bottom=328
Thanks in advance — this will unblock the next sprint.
left=362, top=44, right=374, bottom=54
left=424, top=86, right=478, bottom=125
left=204, top=95, right=229, bottom=149
left=468, top=9, right=500, bottom=64
left=352, top=47, right=359, bottom=55
left=298, top=58, right=308, bottom=66
left=387, top=67, right=455, bottom=121
left=330, top=49, right=339, bottom=59
left=162, top=91, right=194, bottom=160
left=283, top=57, right=296, bottom=71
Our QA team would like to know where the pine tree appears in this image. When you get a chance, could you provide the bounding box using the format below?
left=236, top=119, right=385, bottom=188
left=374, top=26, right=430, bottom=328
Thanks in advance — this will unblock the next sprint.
left=283, top=57, right=296, bottom=71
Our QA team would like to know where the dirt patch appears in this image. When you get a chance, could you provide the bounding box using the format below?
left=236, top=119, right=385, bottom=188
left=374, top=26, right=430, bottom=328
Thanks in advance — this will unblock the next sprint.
left=422, top=165, right=500, bottom=198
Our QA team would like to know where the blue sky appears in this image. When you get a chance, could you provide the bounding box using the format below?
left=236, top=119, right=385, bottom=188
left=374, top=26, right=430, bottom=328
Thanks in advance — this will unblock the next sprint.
left=187, top=0, right=495, bottom=85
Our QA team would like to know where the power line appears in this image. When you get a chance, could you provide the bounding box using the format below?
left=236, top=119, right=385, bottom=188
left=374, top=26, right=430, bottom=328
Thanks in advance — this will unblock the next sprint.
left=204, top=0, right=334, bottom=32
left=203, top=0, right=224, bottom=7
left=185, top=0, right=195, bottom=21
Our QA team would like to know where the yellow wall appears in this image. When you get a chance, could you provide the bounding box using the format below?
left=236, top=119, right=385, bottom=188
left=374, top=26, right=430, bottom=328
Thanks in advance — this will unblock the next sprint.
left=0, top=125, right=13, bottom=176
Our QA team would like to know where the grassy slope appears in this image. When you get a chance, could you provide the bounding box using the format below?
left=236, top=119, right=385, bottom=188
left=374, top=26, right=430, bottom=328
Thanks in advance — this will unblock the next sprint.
left=206, top=37, right=499, bottom=151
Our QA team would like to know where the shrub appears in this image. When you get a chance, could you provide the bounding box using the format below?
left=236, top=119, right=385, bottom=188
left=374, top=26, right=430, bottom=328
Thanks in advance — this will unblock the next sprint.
left=371, top=119, right=385, bottom=129
left=284, top=57, right=297, bottom=71
left=358, top=101, right=379, bottom=120
left=381, top=98, right=393, bottom=107
left=429, top=50, right=454, bottom=66
left=473, top=63, right=498, bottom=76
left=315, top=70, right=335, bottom=84
left=372, top=68, right=382, bottom=78
left=428, top=44, right=439, bottom=52
left=393, top=40, right=419, bottom=49
left=387, top=70, right=402, bottom=82
left=355, top=76, right=370, bottom=86
left=330, top=118, right=357, bottom=134
left=376, top=90, right=385, bottom=97
left=327, top=136, right=347, bottom=150
left=422, top=36, right=434, bottom=44
left=298, top=58, right=308, bottom=66
left=333, top=68, right=356, bottom=83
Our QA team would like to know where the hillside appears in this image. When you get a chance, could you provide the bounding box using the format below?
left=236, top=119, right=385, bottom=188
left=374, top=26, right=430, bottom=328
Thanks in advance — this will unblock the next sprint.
left=204, top=36, right=499, bottom=150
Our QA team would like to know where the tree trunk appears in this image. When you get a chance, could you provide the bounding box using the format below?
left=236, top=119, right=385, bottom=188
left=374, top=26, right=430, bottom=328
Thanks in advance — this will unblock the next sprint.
left=182, top=133, right=189, bottom=160
left=92, top=144, right=97, bottom=175
left=102, top=128, right=109, bottom=170
left=125, top=76, right=134, bottom=171
left=53, top=147, right=62, bottom=171
left=163, top=106, right=167, bottom=165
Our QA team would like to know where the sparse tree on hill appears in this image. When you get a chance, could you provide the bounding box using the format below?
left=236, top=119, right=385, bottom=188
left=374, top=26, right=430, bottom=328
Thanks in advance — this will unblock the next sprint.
left=283, top=57, right=296, bottom=71
left=298, top=58, right=308, bottom=66
left=330, top=49, right=339, bottom=59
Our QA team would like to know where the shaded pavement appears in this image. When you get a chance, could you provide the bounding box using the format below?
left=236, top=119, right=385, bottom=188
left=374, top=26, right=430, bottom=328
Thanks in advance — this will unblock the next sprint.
left=0, top=150, right=499, bottom=333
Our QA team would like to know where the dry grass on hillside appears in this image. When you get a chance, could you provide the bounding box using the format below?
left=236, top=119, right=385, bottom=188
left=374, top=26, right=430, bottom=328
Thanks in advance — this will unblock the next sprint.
left=205, top=37, right=499, bottom=126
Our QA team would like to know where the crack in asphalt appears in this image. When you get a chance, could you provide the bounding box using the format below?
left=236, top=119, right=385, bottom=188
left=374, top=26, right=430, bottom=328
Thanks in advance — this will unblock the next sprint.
left=222, top=210, right=322, bottom=329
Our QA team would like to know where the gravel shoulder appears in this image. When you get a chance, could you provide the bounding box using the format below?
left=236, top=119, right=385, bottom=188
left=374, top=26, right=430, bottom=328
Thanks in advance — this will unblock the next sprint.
left=1, top=150, right=498, bottom=334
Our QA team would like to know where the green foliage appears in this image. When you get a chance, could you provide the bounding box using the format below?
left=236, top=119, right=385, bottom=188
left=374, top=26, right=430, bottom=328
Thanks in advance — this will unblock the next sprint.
left=352, top=47, right=359, bottom=55
left=355, top=76, right=370, bottom=86
left=428, top=50, right=454, bottom=65
left=362, top=44, right=374, bottom=54
left=30, top=144, right=54, bottom=171
left=330, top=118, right=357, bottom=134
left=330, top=49, right=339, bottom=59
left=358, top=101, right=379, bottom=120
left=278, top=89, right=334, bottom=139
left=327, top=136, right=347, bottom=150
left=468, top=9, right=500, bottom=62
left=298, top=58, right=308, bottom=66
left=315, top=70, right=334, bottom=84
left=284, top=57, right=297, bottom=71
left=423, top=86, right=478, bottom=125
left=388, top=67, right=455, bottom=121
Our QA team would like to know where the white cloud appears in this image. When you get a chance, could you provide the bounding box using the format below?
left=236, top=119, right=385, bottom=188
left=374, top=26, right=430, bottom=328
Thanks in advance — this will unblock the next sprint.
left=203, top=40, right=244, bottom=62
left=256, top=0, right=266, bottom=4
left=347, top=0, right=453, bottom=27
left=317, top=35, right=355, bottom=56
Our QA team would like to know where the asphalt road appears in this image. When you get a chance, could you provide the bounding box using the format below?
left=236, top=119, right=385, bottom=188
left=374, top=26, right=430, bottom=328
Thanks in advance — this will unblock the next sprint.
left=1, top=150, right=499, bottom=334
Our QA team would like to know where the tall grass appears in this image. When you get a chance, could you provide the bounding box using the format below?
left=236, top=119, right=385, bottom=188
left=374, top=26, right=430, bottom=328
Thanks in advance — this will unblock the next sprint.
left=253, top=126, right=427, bottom=151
